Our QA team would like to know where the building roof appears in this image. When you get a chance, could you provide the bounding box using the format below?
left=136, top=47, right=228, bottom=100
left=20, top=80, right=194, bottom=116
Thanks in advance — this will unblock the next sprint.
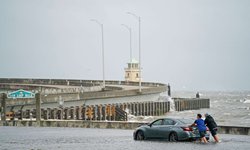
left=128, top=58, right=139, bottom=64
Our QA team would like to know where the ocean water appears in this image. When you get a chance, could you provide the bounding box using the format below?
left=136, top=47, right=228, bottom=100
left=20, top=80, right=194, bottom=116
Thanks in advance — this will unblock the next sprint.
left=162, top=91, right=250, bottom=127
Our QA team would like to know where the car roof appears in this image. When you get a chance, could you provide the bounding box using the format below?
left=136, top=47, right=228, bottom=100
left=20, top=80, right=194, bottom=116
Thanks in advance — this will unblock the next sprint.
left=154, top=118, right=193, bottom=123
left=156, top=117, right=185, bottom=120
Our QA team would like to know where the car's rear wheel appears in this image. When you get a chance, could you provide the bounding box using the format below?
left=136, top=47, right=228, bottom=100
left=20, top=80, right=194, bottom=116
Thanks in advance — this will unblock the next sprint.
left=169, top=132, right=178, bottom=142
left=136, top=131, right=145, bottom=140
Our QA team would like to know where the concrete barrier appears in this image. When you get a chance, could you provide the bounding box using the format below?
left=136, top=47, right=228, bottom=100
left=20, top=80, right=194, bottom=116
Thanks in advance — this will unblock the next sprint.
left=3, top=101, right=170, bottom=121
left=173, top=98, right=210, bottom=111
left=0, top=78, right=167, bottom=88
left=218, top=126, right=250, bottom=135
left=0, top=120, right=142, bottom=130
left=0, top=120, right=249, bottom=136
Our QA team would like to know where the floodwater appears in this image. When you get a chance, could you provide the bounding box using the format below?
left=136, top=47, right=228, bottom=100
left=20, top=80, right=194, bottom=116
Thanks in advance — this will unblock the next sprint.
left=0, top=127, right=250, bottom=150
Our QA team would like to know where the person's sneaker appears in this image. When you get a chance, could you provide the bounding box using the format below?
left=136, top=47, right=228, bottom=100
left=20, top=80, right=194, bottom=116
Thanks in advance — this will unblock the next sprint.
left=215, top=140, right=221, bottom=143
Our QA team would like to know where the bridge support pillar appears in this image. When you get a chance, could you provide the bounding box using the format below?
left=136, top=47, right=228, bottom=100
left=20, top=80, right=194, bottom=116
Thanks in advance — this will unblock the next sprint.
left=53, top=108, right=58, bottom=119
left=139, top=103, right=142, bottom=116
left=58, top=109, right=63, bottom=120
left=75, top=106, right=80, bottom=120
left=153, top=102, right=156, bottom=116
left=162, top=102, right=165, bottom=114
left=69, top=106, right=75, bottom=120
left=97, top=105, right=101, bottom=121
left=160, top=102, right=163, bottom=115
left=101, top=105, right=105, bottom=121
left=81, top=106, right=86, bottom=120
left=0, top=93, right=7, bottom=122
left=143, top=102, right=146, bottom=116
left=135, top=103, right=138, bottom=116
left=35, top=93, right=41, bottom=124
left=156, top=103, right=159, bottom=116
left=47, top=108, right=51, bottom=119
left=141, top=103, right=144, bottom=116
left=132, top=103, right=135, bottom=116
left=149, top=102, right=152, bottom=116
left=43, top=109, right=48, bottom=120
left=64, top=108, right=69, bottom=120
left=92, top=105, right=96, bottom=120
left=128, top=103, right=131, bottom=114
left=145, top=102, right=148, bottom=116
left=108, top=105, right=112, bottom=121
left=148, top=102, right=151, bottom=116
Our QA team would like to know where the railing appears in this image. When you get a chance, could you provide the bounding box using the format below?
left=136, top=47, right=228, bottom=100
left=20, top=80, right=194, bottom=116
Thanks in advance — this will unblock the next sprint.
left=0, top=78, right=167, bottom=88
left=12, top=104, right=128, bottom=121
left=5, top=101, right=172, bottom=121
left=2, top=98, right=210, bottom=121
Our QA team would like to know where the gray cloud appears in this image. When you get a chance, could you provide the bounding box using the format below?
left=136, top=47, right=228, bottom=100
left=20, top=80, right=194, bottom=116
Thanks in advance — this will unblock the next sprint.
left=0, top=0, right=250, bottom=91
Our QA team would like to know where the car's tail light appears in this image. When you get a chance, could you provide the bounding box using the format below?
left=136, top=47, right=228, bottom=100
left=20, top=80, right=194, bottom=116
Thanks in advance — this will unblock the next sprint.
left=182, top=127, right=193, bottom=131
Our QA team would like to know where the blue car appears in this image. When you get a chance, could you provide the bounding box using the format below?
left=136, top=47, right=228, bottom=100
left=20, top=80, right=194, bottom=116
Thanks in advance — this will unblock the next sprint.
left=133, top=118, right=210, bottom=141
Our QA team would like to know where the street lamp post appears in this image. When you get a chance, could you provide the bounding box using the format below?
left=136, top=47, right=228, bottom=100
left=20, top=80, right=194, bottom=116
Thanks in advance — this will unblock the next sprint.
left=91, top=19, right=106, bottom=89
left=121, top=24, right=132, bottom=63
left=127, top=12, right=142, bottom=92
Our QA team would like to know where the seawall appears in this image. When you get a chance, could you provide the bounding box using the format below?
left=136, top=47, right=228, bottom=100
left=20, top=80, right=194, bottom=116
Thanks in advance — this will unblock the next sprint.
left=1, top=120, right=249, bottom=136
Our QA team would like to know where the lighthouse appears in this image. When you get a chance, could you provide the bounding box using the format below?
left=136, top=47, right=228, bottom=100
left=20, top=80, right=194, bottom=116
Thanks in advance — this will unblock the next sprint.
left=124, top=59, right=141, bottom=82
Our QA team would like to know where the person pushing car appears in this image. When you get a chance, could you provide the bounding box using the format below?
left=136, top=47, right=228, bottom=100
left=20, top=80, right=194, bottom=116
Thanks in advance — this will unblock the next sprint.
left=204, top=113, right=220, bottom=143
left=190, top=114, right=208, bottom=143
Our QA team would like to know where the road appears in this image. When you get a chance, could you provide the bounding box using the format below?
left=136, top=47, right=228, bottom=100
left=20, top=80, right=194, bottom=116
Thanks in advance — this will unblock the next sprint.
left=0, top=127, right=250, bottom=150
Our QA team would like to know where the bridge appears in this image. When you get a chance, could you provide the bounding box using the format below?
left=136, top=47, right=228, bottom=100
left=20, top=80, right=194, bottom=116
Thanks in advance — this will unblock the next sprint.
left=0, top=78, right=168, bottom=109
left=0, top=78, right=167, bottom=121
left=0, top=78, right=209, bottom=122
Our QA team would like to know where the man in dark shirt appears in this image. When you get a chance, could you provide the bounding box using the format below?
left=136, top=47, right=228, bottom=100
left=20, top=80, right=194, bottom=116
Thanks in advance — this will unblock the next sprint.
left=204, top=113, right=220, bottom=143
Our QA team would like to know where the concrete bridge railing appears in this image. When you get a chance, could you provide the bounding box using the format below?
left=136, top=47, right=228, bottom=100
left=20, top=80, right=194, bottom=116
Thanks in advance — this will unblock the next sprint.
left=0, top=83, right=103, bottom=94
left=0, top=78, right=167, bottom=88
left=0, top=78, right=168, bottom=99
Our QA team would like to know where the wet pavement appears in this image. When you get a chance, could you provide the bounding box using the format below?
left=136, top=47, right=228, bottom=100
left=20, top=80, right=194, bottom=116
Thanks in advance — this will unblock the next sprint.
left=0, top=127, right=250, bottom=150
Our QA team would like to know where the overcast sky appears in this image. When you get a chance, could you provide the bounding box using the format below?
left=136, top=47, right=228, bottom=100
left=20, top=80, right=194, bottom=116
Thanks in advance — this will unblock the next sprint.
left=0, top=0, right=250, bottom=91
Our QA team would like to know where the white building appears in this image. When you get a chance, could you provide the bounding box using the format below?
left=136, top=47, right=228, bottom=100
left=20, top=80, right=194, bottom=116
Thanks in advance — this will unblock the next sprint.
left=124, top=59, right=141, bottom=82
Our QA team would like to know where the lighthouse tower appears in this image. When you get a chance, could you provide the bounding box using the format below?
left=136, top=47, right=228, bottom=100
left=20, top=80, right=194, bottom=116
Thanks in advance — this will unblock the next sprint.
left=124, top=59, right=141, bottom=82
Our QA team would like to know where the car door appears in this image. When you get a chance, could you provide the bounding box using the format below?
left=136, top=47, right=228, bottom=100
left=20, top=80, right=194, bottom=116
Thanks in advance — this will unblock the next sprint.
left=146, top=119, right=163, bottom=138
left=158, top=119, right=176, bottom=139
